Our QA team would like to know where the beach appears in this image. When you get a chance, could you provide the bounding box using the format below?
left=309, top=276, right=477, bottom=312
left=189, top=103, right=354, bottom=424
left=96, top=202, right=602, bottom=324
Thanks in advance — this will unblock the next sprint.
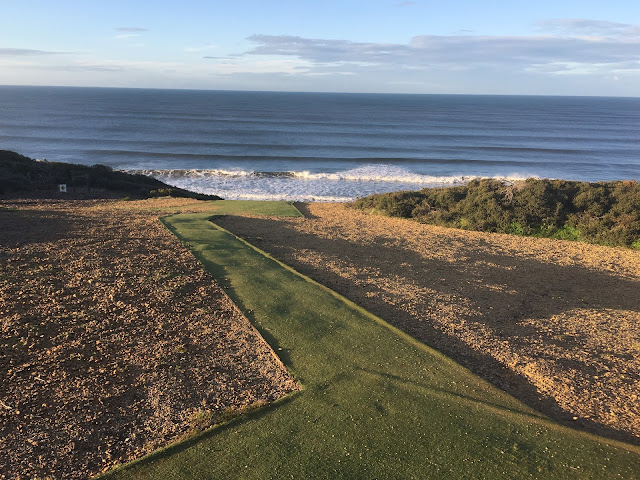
left=215, top=202, right=640, bottom=445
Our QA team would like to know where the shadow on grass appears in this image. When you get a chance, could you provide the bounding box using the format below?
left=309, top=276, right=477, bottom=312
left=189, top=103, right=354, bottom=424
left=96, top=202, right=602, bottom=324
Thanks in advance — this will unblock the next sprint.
left=213, top=213, right=640, bottom=446
left=161, top=215, right=296, bottom=371
left=356, top=365, right=549, bottom=423
left=110, top=208, right=640, bottom=480
left=97, top=392, right=302, bottom=479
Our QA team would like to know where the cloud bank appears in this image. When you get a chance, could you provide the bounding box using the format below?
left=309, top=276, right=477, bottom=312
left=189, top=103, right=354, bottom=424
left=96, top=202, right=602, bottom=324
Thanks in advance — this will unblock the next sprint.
left=0, top=48, right=68, bottom=56
left=241, top=19, right=640, bottom=76
left=2, top=18, right=639, bottom=94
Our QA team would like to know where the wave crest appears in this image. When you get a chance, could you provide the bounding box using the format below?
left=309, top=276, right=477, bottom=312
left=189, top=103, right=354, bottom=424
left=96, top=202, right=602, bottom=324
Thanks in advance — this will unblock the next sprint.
left=124, top=165, right=538, bottom=202
left=126, top=165, right=533, bottom=185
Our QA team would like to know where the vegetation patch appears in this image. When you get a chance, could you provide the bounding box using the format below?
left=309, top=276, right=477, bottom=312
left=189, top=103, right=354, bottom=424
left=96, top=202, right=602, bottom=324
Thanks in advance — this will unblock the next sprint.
left=203, top=199, right=303, bottom=217
left=350, top=178, right=640, bottom=248
left=0, top=150, right=220, bottom=200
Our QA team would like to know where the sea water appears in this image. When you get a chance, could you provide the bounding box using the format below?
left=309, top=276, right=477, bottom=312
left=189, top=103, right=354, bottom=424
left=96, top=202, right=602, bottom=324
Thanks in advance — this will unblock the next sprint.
left=1, top=86, right=638, bottom=201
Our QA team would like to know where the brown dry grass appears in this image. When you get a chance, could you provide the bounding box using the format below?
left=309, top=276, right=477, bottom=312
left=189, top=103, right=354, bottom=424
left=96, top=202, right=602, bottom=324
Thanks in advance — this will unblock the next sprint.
left=0, top=198, right=297, bottom=480
left=214, top=202, right=640, bottom=446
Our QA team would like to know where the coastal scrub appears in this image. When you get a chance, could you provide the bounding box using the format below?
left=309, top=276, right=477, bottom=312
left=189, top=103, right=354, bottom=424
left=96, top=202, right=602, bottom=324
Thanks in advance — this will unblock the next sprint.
left=350, top=178, right=640, bottom=248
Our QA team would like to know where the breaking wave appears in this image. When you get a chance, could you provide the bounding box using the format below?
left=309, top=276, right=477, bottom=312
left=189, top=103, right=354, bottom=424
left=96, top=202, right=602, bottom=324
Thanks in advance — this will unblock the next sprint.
left=125, top=165, right=536, bottom=202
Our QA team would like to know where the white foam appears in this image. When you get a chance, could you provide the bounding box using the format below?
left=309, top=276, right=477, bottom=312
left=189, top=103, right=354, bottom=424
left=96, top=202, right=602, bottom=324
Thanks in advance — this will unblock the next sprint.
left=290, top=165, right=466, bottom=184
left=215, top=191, right=354, bottom=202
left=134, top=168, right=253, bottom=178
left=124, top=165, right=539, bottom=202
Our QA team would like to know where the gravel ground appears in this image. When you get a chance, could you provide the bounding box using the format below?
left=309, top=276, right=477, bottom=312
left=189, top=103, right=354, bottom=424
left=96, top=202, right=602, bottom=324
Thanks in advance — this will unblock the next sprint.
left=214, top=202, right=640, bottom=446
left=0, top=198, right=297, bottom=479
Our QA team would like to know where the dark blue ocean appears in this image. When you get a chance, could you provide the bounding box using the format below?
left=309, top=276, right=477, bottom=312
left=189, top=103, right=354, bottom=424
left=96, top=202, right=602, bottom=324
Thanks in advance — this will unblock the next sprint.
left=1, top=86, right=638, bottom=201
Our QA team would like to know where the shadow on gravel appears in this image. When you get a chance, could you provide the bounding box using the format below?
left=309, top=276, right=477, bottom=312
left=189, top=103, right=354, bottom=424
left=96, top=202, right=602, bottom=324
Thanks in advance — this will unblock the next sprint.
left=293, top=202, right=319, bottom=219
left=0, top=209, right=82, bottom=248
left=214, top=213, right=640, bottom=447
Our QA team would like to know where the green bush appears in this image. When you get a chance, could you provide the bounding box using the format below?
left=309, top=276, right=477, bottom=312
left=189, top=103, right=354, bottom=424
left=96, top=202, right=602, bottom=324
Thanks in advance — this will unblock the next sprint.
left=349, top=178, right=640, bottom=249
left=551, top=225, right=582, bottom=241
left=506, top=222, right=525, bottom=236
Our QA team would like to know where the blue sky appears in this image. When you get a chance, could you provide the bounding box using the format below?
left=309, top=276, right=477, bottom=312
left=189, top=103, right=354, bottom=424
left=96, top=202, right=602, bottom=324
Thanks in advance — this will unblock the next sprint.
left=1, top=0, right=639, bottom=95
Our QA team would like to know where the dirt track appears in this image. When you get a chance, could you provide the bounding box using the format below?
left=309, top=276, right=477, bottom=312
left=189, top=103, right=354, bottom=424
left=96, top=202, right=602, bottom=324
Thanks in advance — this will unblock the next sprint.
left=0, top=198, right=297, bottom=479
left=214, top=202, right=640, bottom=445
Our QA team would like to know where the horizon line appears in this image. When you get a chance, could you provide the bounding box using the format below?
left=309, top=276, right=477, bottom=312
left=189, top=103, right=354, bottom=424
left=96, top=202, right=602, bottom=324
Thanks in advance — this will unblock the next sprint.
left=0, top=83, right=638, bottom=99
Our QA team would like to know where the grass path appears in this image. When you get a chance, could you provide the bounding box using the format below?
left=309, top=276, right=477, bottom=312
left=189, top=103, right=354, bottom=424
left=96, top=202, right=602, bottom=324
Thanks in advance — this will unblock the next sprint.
left=104, top=202, right=640, bottom=479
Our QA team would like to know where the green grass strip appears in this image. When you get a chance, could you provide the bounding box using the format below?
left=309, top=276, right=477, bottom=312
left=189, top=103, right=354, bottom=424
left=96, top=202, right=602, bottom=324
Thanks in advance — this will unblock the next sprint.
left=104, top=203, right=640, bottom=480
left=145, top=199, right=304, bottom=216
left=205, top=200, right=303, bottom=217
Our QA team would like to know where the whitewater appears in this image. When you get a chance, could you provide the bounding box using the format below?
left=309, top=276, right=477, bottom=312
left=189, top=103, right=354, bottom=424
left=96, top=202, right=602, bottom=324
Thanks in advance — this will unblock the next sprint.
left=131, top=166, right=533, bottom=202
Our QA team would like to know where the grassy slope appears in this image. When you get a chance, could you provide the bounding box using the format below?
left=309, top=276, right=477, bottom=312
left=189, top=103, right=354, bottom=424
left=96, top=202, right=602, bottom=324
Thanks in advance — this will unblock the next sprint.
left=103, top=202, right=640, bottom=480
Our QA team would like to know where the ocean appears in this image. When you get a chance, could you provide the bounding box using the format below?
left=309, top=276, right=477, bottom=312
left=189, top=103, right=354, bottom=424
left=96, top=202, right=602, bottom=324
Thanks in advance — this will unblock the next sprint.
left=1, top=86, right=638, bottom=201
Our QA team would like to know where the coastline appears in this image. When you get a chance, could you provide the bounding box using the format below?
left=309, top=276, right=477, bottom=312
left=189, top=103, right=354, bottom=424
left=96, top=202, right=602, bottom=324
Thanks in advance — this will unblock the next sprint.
left=3, top=88, right=639, bottom=200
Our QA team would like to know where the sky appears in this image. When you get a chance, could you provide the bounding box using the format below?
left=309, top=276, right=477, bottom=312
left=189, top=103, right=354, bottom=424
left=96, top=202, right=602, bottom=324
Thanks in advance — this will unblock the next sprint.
left=1, top=0, right=639, bottom=96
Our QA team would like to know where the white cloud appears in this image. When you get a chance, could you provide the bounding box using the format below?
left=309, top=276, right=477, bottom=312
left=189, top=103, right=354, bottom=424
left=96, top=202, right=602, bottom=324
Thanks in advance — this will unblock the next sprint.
left=115, top=27, right=148, bottom=40
left=185, top=44, right=218, bottom=53
left=536, top=19, right=640, bottom=39
left=241, top=24, right=640, bottom=77
left=204, top=56, right=315, bottom=75
left=0, top=48, right=69, bottom=56
left=24, top=64, right=125, bottom=72
left=3, top=18, right=639, bottom=95
left=116, top=27, right=148, bottom=32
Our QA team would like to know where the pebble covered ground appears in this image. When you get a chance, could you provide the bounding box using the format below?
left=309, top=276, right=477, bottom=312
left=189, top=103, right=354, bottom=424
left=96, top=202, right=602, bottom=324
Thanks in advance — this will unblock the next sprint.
left=0, top=198, right=297, bottom=479
left=215, top=202, right=640, bottom=446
